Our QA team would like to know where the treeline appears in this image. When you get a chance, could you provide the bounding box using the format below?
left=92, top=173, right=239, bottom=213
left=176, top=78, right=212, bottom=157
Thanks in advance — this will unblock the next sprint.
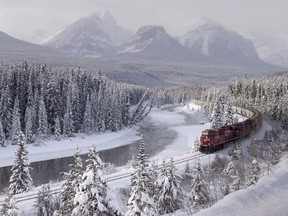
left=153, top=85, right=203, bottom=107
left=201, top=72, right=288, bottom=129
left=0, top=61, right=151, bottom=146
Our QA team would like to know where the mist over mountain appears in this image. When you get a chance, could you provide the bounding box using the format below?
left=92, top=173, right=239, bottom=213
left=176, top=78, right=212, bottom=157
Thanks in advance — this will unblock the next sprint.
left=243, top=31, right=288, bottom=68
left=23, top=29, right=54, bottom=44
left=0, top=11, right=285, bottom=87
left=45, top=10, right=132, bottom=57
left=176, top=17, right=260, bottom=64
left=0, top=30, right=59, bottom=55
left=116, top=25, right=197, bottom=60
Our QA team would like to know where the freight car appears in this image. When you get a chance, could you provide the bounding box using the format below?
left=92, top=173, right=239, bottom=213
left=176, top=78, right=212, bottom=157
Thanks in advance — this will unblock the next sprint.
left=199, top=105, right=262, bottom=153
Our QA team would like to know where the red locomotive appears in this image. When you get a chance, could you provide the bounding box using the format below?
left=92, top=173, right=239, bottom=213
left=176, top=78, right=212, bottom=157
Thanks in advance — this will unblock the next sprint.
left=200, top=106, right=262, bottom=152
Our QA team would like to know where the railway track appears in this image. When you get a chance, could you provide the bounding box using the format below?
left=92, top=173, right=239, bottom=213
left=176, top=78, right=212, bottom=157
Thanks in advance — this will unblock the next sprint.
left=0, top=152, right=205, bottom=205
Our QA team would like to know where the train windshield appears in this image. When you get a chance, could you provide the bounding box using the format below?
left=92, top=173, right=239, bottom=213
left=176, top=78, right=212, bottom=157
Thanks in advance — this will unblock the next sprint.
left=202, top=131, right=216, bottom=136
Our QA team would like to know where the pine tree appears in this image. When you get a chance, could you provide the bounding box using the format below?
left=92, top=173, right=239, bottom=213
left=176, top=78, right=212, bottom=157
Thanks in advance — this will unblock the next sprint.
left=83, top=95, right=93, bottom=134
left=126, top=166, right=157, bottom=216
left=247, top=138, right=260, bottom=159
left=9, top=131, right=33, bottom=194
left=224, top=159, right=241, bottom=192
left=224, top=103, right=234, bottom=125
left=0, top=120, right=5, bottom=147
left=0, top=193, right=19, bottom=216
left=11, top=96, right=21, bottom=145
left=0, top=85, right=13, bottom=139
left=246, top=157, right=261, bottom=187
left=37, top=95, right=49, bottom=140
left=54, top=116, right=61, bottom=141
left=210, top=97, right=224, bottom=129
left=122, top=95, right=131, bottom=127
left=126, top=139, right=157, bottom=216
left=192, top=138, right=200, bottom=153
left=59, top=149, right=83, bottom=216
left=72, top=146, right=121, bottom=216
left=156, top=158, right=182, bottom=214
left=25, top=107, right=34, bottom=144
left=63, top=95, right=74, bottom=138
left=190, top=159, right=210, bottom=212
left=34, top=184, right=54, bottom=216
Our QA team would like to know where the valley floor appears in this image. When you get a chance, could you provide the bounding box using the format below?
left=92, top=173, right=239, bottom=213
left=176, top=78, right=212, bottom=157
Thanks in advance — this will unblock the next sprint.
left=3, top=102, right=285, bottom=216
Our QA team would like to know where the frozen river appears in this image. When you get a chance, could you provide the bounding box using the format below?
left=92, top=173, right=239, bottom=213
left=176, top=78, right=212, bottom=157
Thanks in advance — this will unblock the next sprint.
left=0, top=104, right=208, bottom=192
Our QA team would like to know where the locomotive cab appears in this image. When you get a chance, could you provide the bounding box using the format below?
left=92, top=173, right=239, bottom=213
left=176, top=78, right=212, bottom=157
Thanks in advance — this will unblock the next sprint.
left=200, top=129, right=217, bottom=151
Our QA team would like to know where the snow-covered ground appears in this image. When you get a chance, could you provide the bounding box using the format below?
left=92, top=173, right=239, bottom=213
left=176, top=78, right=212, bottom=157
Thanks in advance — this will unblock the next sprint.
left=3, top=101, right=284, bottom=216
left=182, top=156, right=288, bottom=216
left=0, top=102, right=206, bottom=168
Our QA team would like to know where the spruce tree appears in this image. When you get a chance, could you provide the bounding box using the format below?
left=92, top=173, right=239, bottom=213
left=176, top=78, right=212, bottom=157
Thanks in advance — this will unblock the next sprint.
left=54, top=116, right=61, bottom=141
left=224, top=103, right=234, bottom=125
left=9, top=131, right=33, bottom=194
left=126, top=165, right=157, bottom=216
left=25, top=107, right=34, bottom=144
left=0, top=120, right=5, bottom=147
left=34, top=184, right=54, bottom=216
left=192, top=138, right=200, bottom=153
left=72, top=146, right=121, bottom=216
left=246, top=157, right=261, bottom=187
left=11, top=96, right=21, bottom=145
left=59, top=149, right=83, bottom=216
left=0, top=193, right=19, bottom=216
left=210, top=97, right=224, bottom=129
left=63, top=95, right=74, bottom=138
left=126, top=139, right=157, bottom=216
left=190, top=159, right=210, bottom=212
left=83, top=95, right=93, bottom=134
left=157, top=158, right=182, bottom=214
left=37, top=95, right=49, bottom=140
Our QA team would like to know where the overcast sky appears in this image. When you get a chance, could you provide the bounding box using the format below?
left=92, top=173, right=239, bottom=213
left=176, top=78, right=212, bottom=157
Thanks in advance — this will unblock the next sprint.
left=0, top=0, right=287, bottom=40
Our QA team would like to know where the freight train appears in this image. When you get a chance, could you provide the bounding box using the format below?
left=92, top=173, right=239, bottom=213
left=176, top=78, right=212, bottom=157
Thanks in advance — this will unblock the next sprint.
left=193, top=100, right=262, bottom=153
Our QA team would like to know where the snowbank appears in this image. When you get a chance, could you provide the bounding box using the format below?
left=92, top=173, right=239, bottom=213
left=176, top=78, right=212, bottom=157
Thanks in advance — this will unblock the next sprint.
left=192, top=158, right=288, bottom=216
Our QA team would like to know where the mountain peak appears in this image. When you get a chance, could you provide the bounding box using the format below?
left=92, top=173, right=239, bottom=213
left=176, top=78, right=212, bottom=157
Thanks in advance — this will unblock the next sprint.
left=45, top=11, right=131, bottom=57
left=177, top=20, right=260, bottom=63
left=90, top=9, right=116, bottom=25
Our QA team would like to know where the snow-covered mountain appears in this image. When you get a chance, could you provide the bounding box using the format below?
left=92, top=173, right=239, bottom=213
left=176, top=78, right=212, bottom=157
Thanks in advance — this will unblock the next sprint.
left=243, top=31, right=288, bottom=68
left=23, top=29, right=54, bottom=44
left=177, top=17, right=261, bottom=64
left=0, top=30, right=59, bottom=55
left=45, top=10, right=132, bottom=58
left=117, top=25, right=196, bottom=60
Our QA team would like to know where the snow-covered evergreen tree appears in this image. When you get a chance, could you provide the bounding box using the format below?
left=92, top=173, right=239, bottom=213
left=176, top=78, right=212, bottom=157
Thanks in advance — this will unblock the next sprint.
left=59, top=149, right=83, bottom=216
left=37, top=94, right=49, bottom=140
left=34, top=184, right=54, bottom=216
left=156, top=158, right=182, bottom=214
left=0, top=120, right=5, bottom=147
left=54, top=116, right=61, bottom=141
left=247, top=138, right=260, bottom=159
left=9, top=131, right=33, bottom=194
left=0, top=85, right=13, bottom=139
left=126, top=166, right=157, bottom=216
left=210, top=97, right=224, bottom=129
left=192, top=138, right=200, bottom=153
left=11, top=97, right=21, bottom=145
left=72, top=146, right=121, bottom=216
left=0, top=193, right=19, bottom=216
left=83, top=95, right=93, bottom=134
left=63, top=95, right=74, bottom=138
left=224, top=159, right=241, bottom=192
left=126, top=139, right=157, bottom=216
left=224, top=103, right=234, bottom=125
left=189, top=159, right=210, bottom=212
left=25, top=107, right=34, bottom=144
left=246, top=157, right=261, bottom=187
